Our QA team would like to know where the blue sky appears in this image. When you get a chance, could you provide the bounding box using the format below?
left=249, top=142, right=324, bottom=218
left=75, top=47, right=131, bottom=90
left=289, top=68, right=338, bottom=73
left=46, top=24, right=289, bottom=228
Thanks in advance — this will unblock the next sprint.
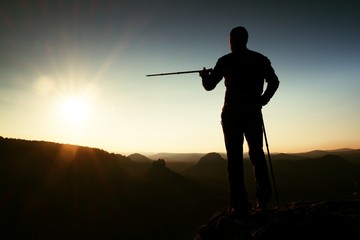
left=0, top=0, right=359, bottom=154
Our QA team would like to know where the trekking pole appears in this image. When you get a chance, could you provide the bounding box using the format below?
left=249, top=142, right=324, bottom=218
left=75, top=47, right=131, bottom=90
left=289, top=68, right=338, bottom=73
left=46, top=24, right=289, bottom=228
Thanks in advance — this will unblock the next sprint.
left=146, top=68, right=212, bottom=77
left=262, top=117, right=280, bottom=208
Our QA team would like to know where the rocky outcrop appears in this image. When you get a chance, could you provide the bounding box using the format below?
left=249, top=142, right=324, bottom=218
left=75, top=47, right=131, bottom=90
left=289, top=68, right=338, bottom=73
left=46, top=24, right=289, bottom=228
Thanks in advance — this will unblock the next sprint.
left=195, top=200, right=360, bottom=240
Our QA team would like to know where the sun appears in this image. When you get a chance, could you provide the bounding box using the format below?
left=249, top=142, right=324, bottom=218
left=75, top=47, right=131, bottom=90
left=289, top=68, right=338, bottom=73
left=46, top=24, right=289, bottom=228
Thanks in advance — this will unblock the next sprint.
left=58, top=96, right=90, bottom=124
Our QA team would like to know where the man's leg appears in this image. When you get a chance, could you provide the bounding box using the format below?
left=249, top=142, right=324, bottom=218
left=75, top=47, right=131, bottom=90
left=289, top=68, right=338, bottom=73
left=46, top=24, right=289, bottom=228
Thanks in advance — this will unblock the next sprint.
left=221, top=111, right=249, bottom=214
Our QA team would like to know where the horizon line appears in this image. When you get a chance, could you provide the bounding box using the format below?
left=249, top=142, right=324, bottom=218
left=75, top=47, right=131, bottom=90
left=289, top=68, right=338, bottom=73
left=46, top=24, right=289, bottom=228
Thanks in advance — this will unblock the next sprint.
left=1, top=136, right=359, bottom=157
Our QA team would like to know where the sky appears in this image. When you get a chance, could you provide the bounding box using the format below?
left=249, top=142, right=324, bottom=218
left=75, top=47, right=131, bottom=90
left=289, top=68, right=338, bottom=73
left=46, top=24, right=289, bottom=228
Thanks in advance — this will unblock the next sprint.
left=0, top=0, right=359, bottom=155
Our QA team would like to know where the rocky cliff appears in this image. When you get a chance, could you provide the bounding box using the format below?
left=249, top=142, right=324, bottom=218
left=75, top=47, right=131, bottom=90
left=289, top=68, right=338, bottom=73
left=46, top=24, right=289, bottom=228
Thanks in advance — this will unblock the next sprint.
left=195, top=200, right=360, bottom=240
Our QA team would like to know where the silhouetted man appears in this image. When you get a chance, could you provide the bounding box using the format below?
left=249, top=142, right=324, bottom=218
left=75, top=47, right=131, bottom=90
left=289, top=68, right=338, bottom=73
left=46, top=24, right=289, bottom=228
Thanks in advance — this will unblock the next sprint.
left=200, top=26, right=279, bottom=219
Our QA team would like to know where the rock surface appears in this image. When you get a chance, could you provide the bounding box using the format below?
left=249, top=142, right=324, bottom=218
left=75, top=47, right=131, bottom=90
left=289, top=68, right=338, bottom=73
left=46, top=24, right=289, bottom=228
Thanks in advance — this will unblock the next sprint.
left=195, top=200, right=360, bottom=240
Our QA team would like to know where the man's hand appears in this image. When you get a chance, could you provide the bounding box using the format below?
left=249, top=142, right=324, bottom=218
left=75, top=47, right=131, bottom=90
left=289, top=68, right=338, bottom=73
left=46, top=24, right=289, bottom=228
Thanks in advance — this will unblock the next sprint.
left=199, top=67, right=211, bottom=78
left=260, top=95, right=270, bottom=106
left=200, top=67, right=217, bottom=91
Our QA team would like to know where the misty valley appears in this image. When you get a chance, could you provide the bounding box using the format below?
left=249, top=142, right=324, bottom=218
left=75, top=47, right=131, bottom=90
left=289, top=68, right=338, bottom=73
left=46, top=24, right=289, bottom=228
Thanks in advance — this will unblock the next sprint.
left=1, top=137, right=359, bottom=240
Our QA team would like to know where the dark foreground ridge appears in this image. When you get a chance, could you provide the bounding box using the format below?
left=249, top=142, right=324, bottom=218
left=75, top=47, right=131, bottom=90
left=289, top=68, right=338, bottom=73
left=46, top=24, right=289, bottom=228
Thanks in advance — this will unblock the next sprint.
left=195, top=200, right=360, bottom=240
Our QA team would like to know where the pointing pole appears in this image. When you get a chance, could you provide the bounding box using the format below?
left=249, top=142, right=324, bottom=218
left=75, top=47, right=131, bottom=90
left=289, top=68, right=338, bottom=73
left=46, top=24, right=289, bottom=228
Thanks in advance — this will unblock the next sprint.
left=146, top=68, right=212, bottom=77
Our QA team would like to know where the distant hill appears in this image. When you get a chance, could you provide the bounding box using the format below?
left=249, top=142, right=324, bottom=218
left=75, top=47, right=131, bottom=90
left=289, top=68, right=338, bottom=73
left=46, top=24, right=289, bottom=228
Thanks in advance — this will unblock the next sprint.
left=291, top=149, right=360, bottom=166
left=148, top=152, right=210, bottom=162
left=146, top=159, right=207, bottom=195
left=184, top=152, right=227, bottom=180
left=127, top=153, right=153, bottom=163
left=328, top=149, right=360, bottom=166
left=127, top=152, right=196, bottom=173
left=271, top=153, right=307, bottom=161
left=293, top=150, right=331, bottom=158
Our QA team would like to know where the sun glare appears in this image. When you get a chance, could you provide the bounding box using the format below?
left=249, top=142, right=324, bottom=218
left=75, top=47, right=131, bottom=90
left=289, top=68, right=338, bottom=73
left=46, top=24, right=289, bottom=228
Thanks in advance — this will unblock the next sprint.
left=59, top=97, right=90, bottom=124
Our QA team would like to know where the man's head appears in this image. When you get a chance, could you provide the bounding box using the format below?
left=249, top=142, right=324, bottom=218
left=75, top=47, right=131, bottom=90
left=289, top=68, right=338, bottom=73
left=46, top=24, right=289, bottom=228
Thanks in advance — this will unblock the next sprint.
left=230, top=26, right=248, bottom=52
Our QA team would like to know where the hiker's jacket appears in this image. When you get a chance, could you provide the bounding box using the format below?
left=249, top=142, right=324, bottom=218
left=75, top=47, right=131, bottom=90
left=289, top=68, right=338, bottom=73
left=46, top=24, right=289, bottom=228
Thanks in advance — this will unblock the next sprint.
left=202, top=49, right=279, bottom=109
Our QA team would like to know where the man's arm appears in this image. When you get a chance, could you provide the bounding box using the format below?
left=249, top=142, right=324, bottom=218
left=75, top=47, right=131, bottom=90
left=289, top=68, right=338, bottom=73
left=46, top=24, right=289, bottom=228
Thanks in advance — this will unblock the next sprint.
left=261, top=59, right=279, bottom=106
